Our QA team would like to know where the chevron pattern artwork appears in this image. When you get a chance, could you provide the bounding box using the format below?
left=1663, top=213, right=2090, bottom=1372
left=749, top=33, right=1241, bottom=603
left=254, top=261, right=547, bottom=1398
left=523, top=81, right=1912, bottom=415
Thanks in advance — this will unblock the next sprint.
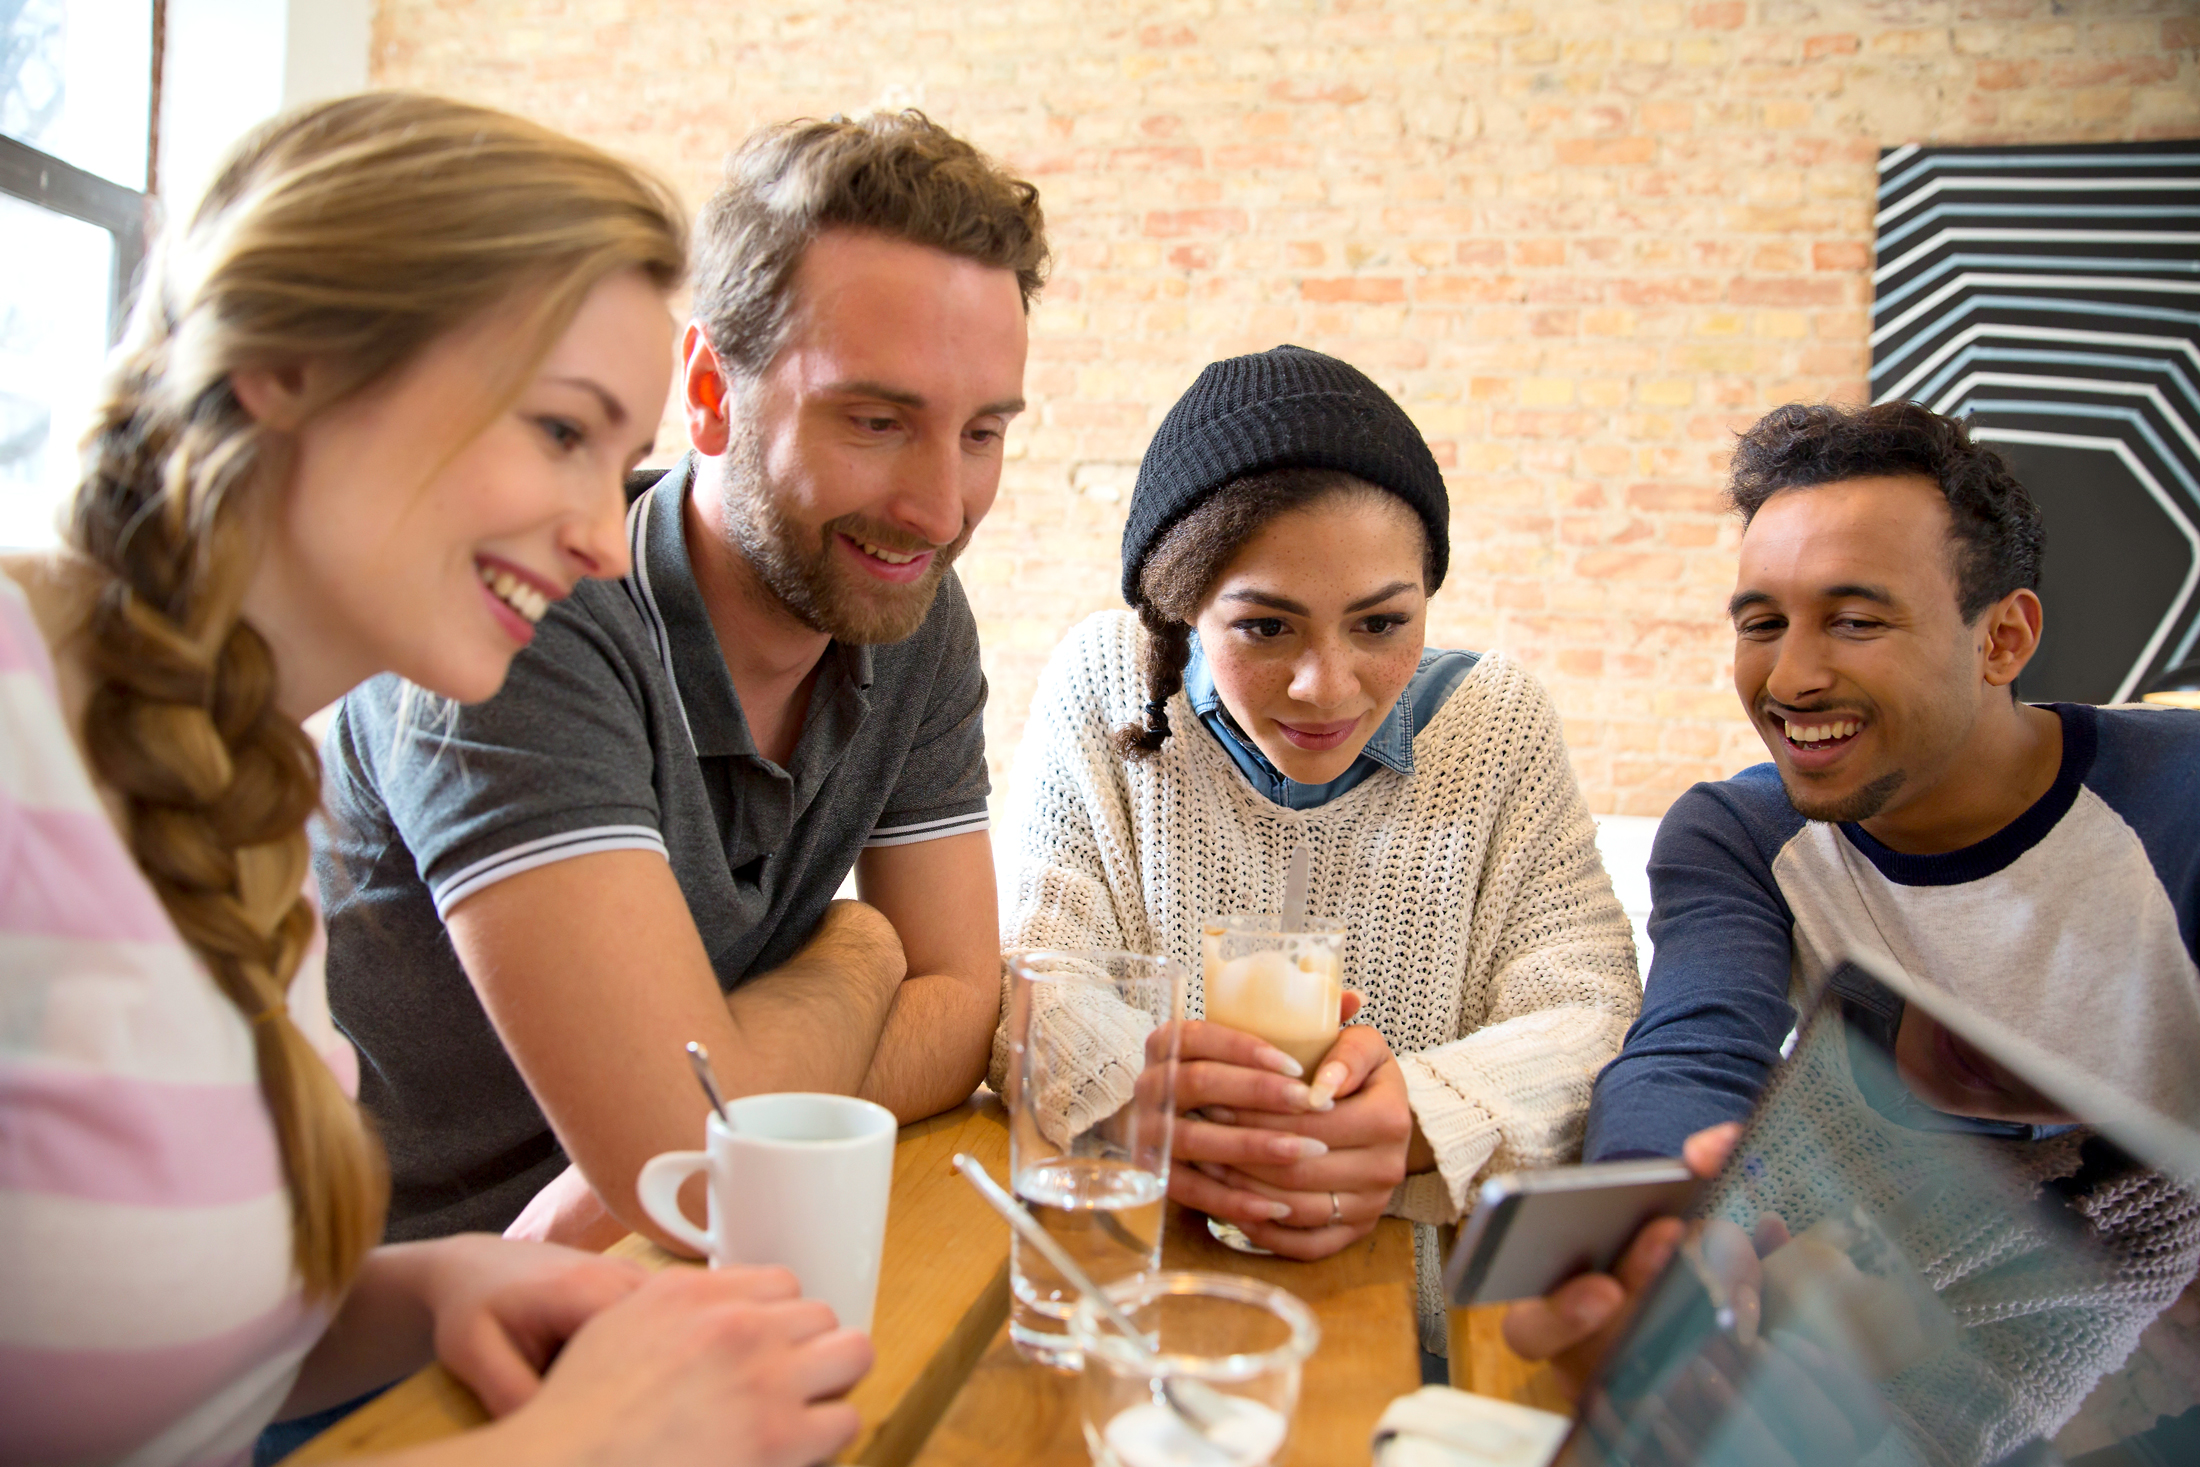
left=1870, top=140, right=2200, bottom=705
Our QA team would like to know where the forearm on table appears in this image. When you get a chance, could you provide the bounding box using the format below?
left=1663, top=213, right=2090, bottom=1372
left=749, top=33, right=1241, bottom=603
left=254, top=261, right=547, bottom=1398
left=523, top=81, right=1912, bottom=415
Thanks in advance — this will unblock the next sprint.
left=453, top=857, right=905, bottom=1249
left=278, top=1243, right=442, bottom=1419
left=850, top=831, right=1002, bottom=1120
left=551, top=907, right=903, bottom=1250
left=722, top=902, right=909, bottom=1096
left=857, top=967, right=999, bottom=1120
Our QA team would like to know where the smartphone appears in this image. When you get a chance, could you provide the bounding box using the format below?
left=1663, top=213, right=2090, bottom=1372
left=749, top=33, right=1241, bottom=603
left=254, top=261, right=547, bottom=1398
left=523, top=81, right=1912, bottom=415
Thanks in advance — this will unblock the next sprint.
left=1443, top=1158, right=1697, bottom=1307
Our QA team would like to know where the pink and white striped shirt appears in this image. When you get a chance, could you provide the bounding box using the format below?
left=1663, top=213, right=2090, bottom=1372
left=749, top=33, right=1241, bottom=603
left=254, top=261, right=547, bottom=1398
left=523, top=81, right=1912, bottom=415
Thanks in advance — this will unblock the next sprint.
left=0, top=574, right=345, bottom=1466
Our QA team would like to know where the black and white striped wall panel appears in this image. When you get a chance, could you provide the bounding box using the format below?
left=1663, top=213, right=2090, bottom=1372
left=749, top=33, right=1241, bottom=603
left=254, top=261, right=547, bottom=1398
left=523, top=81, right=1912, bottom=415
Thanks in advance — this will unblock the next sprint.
left=1871, top=139, right=2200, bottom=704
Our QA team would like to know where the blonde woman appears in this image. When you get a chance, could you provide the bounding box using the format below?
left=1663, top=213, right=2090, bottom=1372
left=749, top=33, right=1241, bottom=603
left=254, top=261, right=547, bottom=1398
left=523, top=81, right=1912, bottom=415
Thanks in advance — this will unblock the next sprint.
left=0, top=95, right=868, bottom=1466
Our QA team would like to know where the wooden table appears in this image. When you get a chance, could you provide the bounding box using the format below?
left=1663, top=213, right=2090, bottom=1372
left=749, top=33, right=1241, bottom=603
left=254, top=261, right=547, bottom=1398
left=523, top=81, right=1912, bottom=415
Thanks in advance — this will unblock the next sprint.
left=287, top=1097, right=1018, bottom=1466
left=1449, top=1303, right=1574, bottom=1415
left=912, top=1202, right=1420, bottom=1466
left=287, top=1095, right=1546, bottom=1464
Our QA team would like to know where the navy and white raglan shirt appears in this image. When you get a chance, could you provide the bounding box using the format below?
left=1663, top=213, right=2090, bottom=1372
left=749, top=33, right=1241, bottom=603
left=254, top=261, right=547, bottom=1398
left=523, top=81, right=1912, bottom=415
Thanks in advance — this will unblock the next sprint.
left=1585, top=702, right=2200, bottom=1162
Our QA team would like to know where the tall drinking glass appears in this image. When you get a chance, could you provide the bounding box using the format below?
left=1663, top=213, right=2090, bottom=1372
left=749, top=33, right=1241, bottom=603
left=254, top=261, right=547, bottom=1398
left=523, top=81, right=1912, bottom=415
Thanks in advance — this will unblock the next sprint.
left=1005, top=948, right=1187, bottom=1369
left=1199, top=916, right=1346, bottom=1254
left=1200, top=915, right=1347, bottom=1072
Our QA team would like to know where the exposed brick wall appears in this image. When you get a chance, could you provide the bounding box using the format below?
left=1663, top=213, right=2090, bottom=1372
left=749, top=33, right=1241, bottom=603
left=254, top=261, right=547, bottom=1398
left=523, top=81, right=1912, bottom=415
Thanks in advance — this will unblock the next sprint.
left=373, top=0, right=2199, bottom=816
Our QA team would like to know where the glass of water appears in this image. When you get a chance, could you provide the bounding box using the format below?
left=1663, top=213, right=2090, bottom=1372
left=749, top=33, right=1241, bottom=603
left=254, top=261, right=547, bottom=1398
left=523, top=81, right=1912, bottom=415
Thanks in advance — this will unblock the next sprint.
left=1072, top=1271, right=1319, bottom=1467
left=1005, top=948, right=1187, bottom=1369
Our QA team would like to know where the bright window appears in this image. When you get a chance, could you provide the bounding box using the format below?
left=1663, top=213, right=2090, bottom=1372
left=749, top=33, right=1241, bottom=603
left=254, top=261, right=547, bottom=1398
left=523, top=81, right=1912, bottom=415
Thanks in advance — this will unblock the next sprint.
left=1, top=0, right=154, bottom=548
left=4, top=0, right=154, bottom=189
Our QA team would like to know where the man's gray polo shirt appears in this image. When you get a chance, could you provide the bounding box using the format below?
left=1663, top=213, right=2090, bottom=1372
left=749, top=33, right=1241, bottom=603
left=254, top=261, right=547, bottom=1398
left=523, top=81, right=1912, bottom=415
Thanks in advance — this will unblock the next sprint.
left=315, top=458, right=990, bottom=1241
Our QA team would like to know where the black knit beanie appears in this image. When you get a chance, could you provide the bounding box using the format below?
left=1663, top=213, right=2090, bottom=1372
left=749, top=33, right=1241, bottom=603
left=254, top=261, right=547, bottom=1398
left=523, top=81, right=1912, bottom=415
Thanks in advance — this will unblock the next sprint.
left=1119, top=344, right=1449, bottom=604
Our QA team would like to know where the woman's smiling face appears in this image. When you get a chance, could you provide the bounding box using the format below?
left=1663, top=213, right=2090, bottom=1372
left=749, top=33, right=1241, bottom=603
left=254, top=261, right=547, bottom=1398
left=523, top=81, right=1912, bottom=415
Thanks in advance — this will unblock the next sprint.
left=1191, top=489, right=1430, bottom=786
left=241, top=269, right=675, bottom=715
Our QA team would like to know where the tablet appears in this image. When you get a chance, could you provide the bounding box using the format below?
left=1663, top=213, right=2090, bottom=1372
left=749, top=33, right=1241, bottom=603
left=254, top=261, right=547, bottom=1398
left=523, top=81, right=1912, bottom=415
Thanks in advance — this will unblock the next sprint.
left=1548, top=954, right=2200, bottom=1467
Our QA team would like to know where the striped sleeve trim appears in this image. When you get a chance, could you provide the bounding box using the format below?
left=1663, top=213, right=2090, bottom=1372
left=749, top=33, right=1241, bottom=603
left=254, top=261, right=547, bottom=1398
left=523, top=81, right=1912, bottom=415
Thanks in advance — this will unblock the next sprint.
left=864, top=810, right=991, bottom=849
left=431, top=825, right=668, bottom=917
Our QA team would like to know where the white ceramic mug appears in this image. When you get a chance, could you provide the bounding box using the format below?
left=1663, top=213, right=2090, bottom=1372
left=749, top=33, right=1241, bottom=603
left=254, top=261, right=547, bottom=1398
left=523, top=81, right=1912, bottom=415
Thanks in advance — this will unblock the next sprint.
left=637, top=1092, right=897, bottom=1334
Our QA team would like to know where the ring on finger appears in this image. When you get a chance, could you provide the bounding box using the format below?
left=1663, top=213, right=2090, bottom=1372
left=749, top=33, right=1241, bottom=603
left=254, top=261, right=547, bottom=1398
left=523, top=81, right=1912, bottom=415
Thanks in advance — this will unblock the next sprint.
left=1327, top=1191, right=1343, bottom=1226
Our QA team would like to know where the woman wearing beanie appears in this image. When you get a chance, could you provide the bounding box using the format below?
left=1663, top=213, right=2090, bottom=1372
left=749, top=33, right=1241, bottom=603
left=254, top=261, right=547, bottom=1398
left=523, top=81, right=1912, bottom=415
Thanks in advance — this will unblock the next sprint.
left=992, top=345, right=1642, bottom=1350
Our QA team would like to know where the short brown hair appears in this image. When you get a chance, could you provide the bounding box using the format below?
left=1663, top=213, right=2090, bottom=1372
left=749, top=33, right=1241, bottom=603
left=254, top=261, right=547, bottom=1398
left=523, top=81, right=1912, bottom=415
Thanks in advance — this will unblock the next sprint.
left=1728, top=401, right=2044, bottom=623
left=694, top=110, right=1049, bottom=375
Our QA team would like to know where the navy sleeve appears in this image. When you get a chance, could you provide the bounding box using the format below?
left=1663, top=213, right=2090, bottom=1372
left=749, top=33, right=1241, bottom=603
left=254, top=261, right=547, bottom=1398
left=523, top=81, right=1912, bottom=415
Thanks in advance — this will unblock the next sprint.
left=2084, top=704, right=2200, bottom=967
left=1583, top=770, right=1801, bottom=1160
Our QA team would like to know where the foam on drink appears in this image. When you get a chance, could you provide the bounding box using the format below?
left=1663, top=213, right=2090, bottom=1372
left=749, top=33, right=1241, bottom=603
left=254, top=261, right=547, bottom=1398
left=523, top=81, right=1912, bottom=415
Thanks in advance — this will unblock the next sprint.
left=1201, top=933, right=1342, bottom=1072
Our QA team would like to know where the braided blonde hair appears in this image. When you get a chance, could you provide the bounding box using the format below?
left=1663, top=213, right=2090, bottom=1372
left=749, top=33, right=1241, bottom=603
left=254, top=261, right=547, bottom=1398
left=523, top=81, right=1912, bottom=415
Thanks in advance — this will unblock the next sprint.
left=63, top=92, right=686, bottom=1297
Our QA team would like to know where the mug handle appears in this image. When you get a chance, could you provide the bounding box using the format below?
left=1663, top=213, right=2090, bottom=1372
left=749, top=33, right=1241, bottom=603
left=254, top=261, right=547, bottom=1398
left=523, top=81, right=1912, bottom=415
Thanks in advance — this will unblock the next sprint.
left=636, top=1150, right=716, bottom=1257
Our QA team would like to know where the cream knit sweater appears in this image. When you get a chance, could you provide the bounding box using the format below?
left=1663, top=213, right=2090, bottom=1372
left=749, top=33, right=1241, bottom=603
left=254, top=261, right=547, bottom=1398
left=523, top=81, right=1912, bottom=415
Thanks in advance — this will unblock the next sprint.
left=993, top=613, right=1642, bottom=1337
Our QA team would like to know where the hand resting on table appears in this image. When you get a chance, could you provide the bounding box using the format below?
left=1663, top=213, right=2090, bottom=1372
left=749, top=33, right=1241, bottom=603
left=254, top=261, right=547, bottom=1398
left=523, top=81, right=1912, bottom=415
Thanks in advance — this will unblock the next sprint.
left=286, top=1233, right=871, bottom=1465
left=487, top=1264, right=874, bottom=1467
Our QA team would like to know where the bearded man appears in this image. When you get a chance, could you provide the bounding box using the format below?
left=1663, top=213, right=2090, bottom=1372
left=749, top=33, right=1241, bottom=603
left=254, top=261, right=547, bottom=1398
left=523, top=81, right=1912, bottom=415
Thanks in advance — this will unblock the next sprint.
left=316, top=113, right=1045, bottom=1250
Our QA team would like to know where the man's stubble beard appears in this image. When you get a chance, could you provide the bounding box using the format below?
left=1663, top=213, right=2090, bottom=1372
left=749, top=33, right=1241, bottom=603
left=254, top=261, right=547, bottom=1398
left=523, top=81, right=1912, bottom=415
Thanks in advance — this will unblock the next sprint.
left=1767, top=676, right=1973, bottom=826
left=1753, top=683, right=1912, bottom=824
left=1778, top=764, right=1907, bottom=824
left=719, top=420, right=969, bottom=646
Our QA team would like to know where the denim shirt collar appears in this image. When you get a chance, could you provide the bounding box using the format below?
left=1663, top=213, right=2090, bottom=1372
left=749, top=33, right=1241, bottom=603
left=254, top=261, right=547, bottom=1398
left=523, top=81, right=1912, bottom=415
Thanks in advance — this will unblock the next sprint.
left=1181, top=634, right=1417, bottom=810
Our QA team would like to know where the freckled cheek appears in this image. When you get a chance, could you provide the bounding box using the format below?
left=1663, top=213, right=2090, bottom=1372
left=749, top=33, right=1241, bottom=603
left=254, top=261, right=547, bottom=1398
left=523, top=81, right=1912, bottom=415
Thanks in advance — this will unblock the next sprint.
left=1366, top=648, right=1421, bottom=709
left=1205, top=650, right=1291, bottom=720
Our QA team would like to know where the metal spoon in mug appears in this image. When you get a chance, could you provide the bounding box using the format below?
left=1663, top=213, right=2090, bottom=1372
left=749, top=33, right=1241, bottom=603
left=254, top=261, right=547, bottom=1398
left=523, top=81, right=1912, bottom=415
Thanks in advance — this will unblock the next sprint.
left=952, top=1153, right=1245, bottom=1439
left=685, top=1041, right=734, bottom=1129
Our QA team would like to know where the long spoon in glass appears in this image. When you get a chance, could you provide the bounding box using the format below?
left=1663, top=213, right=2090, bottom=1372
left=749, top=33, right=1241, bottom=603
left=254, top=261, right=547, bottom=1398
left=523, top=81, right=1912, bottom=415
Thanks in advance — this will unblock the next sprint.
left=952, top=1153, right=1242, bottom=1439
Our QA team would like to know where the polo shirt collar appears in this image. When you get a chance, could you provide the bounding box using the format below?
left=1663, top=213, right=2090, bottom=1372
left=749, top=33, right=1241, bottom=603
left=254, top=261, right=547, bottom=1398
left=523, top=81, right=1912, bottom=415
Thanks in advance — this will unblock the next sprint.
left=1181, top=633, right=1417, bottom=780
left=625, top=456, right=874, bottom=762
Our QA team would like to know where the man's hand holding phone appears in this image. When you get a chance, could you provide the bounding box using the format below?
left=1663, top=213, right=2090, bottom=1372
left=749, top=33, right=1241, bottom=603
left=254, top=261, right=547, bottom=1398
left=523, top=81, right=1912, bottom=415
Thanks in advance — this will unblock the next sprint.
left=1499, top=1123, right=1741, bottom=1399
left=1501, top=1122, right=1899, bottom=1466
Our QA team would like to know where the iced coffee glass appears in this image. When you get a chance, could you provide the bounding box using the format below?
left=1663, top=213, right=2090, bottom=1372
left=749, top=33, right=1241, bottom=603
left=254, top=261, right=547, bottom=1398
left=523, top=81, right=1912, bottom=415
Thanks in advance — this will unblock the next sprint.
left=1200, top=915, right=1347, bottom=1073
left=1198, top=915, right=1346, bottom=1253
